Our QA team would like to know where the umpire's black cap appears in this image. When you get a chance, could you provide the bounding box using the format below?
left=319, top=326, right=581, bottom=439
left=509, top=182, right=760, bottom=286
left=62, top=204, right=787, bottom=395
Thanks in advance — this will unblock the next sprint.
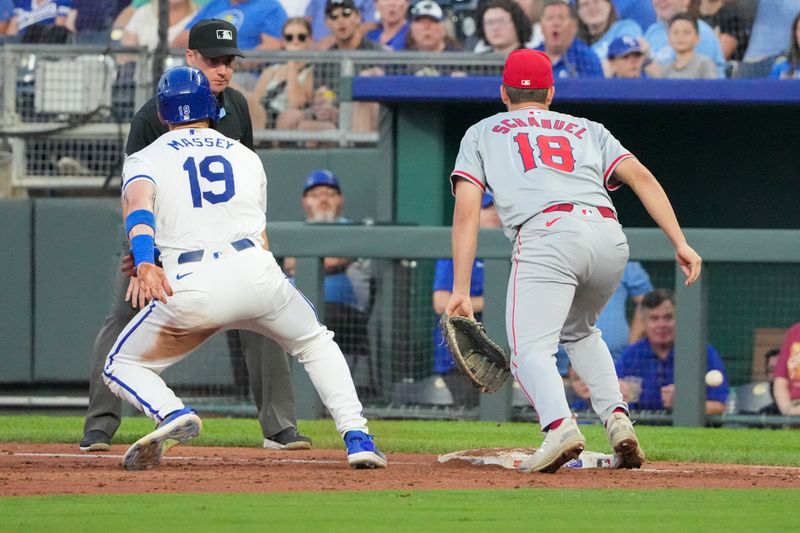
left=188, top=19, right=245, bottom=59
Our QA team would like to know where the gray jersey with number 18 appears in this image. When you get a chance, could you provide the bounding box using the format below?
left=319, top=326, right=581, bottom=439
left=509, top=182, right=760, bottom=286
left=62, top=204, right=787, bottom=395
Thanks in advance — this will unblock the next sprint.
left=450, top=108, right=633, bottom=239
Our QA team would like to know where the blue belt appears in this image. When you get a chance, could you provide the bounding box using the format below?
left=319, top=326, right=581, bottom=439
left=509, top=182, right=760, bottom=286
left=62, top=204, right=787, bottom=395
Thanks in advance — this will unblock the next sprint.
left=177, top=238, right=255, bottom=264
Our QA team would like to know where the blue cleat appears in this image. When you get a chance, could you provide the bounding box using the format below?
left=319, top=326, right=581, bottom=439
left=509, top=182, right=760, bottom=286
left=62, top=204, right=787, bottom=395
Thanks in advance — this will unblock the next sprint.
left=122, top=407, right=202, bottom=471
left=344, top=430, right=387, bottom=469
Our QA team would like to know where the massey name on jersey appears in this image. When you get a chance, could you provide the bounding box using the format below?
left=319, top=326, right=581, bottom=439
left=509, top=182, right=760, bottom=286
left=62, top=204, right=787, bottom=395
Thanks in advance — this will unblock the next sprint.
left=166, top=135, right=236, bottom=151
left=491, top=111, right=587, bottom=139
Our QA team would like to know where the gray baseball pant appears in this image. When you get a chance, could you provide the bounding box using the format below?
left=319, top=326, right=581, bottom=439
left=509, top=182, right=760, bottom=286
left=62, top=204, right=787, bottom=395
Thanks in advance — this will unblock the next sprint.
left=506, top=208, right=629, bottom=431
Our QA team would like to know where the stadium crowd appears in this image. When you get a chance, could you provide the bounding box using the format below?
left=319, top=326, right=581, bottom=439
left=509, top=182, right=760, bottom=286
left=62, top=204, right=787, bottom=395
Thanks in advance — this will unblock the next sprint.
left=0, top=1, right=797, bottom=79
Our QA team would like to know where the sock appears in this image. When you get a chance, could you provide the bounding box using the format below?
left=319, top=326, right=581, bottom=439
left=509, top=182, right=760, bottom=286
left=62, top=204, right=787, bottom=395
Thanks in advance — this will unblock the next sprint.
left=605, top=408, right=628, bottom=428
left=546, top=417, right=565, bottom=431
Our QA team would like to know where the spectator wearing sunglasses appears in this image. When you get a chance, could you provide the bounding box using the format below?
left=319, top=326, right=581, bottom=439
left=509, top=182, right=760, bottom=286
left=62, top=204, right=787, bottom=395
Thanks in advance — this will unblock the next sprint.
left=366, top=0, right=410, bottom=51
left=325, top=0, right=380, bottom=50
left=245, top=17, right=316, bottom=131
left=305, top=0, right=376, bottom=48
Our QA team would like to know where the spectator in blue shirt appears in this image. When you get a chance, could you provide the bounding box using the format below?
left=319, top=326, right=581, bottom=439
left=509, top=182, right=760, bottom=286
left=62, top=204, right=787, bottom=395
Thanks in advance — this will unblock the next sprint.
left=597, top=261, right=653, bottom=361
left=7, top=0, right=75, bottom=42
left=171, top=0, right=288, bottom=51
left=283, top=170, right=374, bottom=365
left=366, top=0, right=410, bottom=50
left=643, top=0, right=725, bottom=78
left=536, top=0, right=603, bottom=79
left=615, top=289, right=729, bottom=414
left=770, top=12, right=800, bottom=80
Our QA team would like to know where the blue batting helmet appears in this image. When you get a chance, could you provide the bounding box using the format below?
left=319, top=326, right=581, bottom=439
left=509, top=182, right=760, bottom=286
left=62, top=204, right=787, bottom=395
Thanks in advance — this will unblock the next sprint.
left=156, top=66, right=218, bottom=125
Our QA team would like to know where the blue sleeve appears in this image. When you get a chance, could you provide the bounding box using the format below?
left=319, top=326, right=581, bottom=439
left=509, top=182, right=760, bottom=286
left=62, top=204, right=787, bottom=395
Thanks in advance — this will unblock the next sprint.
left=705, top=345, right=730, bottom=403
left=583, top=47, right=604, bottom=77
left=770, top=60, right=789, bottom=79
left=56, top=0, right=72, bottom=16
left=357, top=0, right=376, bottom=23
left=0, top=0, right=12, bottom=21
left=470, top=260, right=484, bottom=296
left=260, top=2, right=287, bottom=38
left=615, top=347, right=631, bottom=376
left=433, top=259, right=454, bottom=292
left=623, top=262, right=653, bottom=297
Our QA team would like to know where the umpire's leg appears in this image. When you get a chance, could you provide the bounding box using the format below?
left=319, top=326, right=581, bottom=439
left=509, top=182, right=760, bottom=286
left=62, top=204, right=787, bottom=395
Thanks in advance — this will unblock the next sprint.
left=237, top=330, right=299, bottom=438
left=82, top=249, right=138, bottom=444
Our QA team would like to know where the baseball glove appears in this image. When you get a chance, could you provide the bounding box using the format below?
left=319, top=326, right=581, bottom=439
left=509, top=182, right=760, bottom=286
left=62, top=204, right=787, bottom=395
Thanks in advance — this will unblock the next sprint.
left=439, top=313, right=510, bottom=393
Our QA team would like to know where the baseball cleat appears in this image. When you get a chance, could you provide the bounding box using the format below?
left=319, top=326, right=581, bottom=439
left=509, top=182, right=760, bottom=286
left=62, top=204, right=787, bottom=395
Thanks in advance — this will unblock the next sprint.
left=344, top=430, right=387, bottom=469
left=79, top=430, right=112, bottom=452
left=605, top=411, right=645, bottom=469
left=122, top=408, right=202, bottom=471
left=519, top=416, right=586, bottom=474
left=263, top=427, right=313, bottom=450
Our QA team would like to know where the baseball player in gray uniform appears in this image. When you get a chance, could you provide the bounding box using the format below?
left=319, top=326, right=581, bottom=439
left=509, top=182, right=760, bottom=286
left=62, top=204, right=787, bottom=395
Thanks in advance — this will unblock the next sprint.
left=446, top=49, right=702, bottom=473
left=105, top=66, right=386, bottom=471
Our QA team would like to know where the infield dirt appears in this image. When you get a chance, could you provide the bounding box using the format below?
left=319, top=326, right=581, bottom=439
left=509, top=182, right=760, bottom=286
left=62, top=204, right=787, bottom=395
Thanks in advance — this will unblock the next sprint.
left=2, top=443, right=799, bottom=496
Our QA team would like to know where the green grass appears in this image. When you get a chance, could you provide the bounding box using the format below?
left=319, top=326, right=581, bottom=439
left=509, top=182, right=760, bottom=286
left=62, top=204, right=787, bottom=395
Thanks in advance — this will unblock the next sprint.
left=1, top=415, right=799, bottom=466
left=0, top=489, right=795, bottom=532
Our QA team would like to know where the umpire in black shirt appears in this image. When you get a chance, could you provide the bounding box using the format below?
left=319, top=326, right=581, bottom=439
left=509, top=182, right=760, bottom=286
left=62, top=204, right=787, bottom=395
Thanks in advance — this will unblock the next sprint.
left=80, top=19, right=311, bottom=452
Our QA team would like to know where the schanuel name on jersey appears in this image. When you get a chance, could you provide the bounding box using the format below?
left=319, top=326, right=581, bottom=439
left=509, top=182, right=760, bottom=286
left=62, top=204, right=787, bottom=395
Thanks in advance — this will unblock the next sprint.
left=491, top=114, right=586, bottom=139
left=167, top=136, right=236, bottom=151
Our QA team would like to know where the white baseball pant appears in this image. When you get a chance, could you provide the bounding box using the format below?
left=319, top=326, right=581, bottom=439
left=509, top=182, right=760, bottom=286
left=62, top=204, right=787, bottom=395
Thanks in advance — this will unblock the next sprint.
left=103, top=244, right=368, bottom=436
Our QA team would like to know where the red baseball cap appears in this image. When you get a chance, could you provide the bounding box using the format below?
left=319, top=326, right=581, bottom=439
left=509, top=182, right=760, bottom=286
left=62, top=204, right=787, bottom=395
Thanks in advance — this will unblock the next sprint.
left=502, top=49, right=554, bottom=89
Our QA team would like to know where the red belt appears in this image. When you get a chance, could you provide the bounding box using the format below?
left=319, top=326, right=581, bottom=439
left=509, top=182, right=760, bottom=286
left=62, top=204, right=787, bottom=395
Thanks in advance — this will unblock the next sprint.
left=543, top=203, right=617, bottom=221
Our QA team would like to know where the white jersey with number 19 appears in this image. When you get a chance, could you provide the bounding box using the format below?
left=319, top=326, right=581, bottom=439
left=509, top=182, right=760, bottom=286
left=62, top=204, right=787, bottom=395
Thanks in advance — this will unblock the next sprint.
left=451, top=108, right=633, bottom=239
left=121, top=128, right=267, bottom=263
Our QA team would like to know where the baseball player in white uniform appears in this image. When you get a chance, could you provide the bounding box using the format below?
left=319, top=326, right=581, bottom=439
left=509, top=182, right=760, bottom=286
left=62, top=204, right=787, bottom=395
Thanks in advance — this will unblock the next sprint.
left=103, top=66, right=386, bottom=471
left=446, top=49, right=702, bottom=473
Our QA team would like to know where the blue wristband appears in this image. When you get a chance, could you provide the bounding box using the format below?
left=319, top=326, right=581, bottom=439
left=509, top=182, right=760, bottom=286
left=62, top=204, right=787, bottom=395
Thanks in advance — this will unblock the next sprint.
left=125, top=209, right=156, bottom=237
left=131, top=234, right=155, bottom=267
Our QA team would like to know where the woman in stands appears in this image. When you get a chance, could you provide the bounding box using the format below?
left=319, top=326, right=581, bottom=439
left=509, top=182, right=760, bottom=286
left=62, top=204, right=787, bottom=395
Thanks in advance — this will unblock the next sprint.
left=472, top=0, right=531, bottom=56
left=769, top=12, right=800, bottom=79
left=575, top=0, right=642, bottom=71
left=247, top=17, right=316, bottom=130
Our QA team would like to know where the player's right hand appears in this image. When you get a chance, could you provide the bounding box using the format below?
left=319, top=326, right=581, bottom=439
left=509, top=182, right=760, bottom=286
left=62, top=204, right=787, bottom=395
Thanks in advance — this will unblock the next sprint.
left=445, top=291, right=475, bottom=320
left=675, top=243, right=702, bottom=286
left=136, top=263, right=174, bottom=304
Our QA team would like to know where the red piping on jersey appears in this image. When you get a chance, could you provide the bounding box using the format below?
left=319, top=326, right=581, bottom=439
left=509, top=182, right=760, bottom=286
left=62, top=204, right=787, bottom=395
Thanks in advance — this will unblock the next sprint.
left=511, top=233, right=522, bottom=356
left=603, top=153, right=633, bottom=191
left=451, top=171, right=486, bottom=192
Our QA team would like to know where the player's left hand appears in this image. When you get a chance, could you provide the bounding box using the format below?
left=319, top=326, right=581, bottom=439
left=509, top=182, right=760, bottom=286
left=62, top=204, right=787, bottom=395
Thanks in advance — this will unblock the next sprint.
left=136, top=263, right=173, bottom=304
left=675, top=243, right=702, bottom=286
left=445, top=291, right=475, bottom=320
